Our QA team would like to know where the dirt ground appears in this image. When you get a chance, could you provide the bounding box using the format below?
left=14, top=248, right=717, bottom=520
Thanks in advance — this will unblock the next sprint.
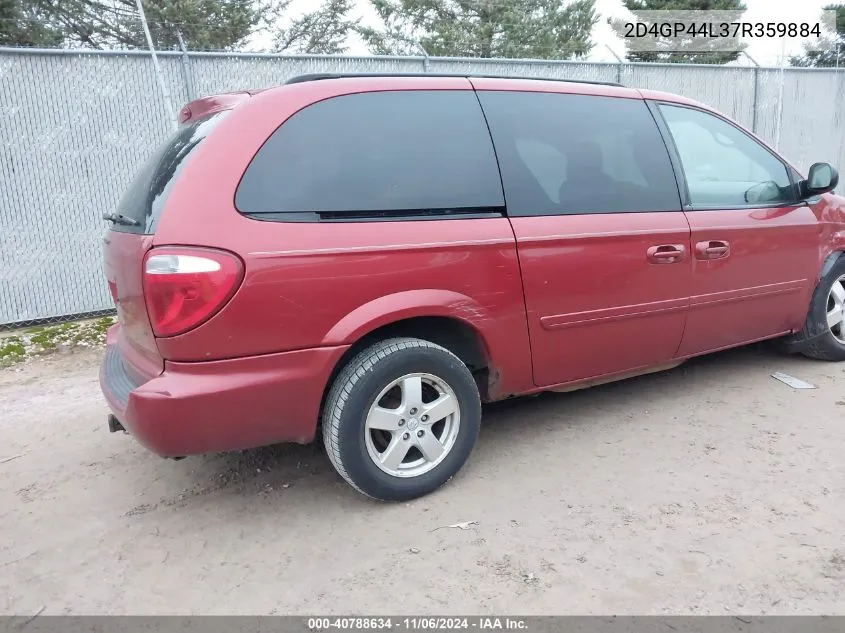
left=1, top=344, right=844, bottom=616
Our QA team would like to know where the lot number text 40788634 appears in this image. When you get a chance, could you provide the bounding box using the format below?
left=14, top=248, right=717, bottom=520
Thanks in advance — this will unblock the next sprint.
left=307, top=617, right=529, bottom=631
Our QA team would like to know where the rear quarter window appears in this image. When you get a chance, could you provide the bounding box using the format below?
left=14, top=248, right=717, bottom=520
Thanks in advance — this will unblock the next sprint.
left=235, top=90, right=505, bottom=221
left=112, top=111, right=228, bottom=234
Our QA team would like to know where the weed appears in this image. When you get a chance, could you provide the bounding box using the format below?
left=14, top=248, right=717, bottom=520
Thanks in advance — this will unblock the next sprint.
left=1, top=316, right=116, bottom=368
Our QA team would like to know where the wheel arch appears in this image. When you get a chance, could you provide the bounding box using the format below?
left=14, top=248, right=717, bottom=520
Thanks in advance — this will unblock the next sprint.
left=781, top=249, right=845, bottom=354
left=820, top=249, right=845, bottom=279
left=320, top=294, right=498, bottom=415
left=321, top=289, right=492, bottom=347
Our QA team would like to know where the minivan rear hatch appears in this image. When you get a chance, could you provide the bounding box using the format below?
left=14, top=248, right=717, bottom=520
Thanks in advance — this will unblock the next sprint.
left=103, top=102, right=235, bottom=379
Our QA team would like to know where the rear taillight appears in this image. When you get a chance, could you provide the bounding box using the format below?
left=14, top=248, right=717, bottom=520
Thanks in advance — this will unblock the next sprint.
left=142, top=247, right=244, bottom=337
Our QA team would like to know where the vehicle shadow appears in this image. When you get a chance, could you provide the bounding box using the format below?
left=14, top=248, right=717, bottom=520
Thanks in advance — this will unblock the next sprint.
left=144, top=341, right=809, bottom=507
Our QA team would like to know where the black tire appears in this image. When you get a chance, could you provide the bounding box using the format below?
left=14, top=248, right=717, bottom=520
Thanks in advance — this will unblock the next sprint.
left=322, top=337, right=481, bottom=501
left=798, top=256, right=845, bottom=361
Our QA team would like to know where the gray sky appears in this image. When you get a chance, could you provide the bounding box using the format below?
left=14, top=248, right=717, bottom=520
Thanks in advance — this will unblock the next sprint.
left=278, top=0, right=833, bottom=65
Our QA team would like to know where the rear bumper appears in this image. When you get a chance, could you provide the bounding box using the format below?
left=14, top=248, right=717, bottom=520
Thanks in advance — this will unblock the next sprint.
left=99, top=342, right=349, bottom=457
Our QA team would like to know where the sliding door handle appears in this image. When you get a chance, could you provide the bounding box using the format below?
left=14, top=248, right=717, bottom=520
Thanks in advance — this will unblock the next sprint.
left=647, top=244, right=686, bottom=264
left=695, top=240, right=730, bottom=260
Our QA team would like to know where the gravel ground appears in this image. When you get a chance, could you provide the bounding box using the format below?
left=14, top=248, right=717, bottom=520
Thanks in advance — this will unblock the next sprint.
left=1, top=344, right=844, bottom=616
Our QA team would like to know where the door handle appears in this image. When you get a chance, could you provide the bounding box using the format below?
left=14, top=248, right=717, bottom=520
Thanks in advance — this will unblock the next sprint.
left=647, top=244, right=686, bottom=264
left=695, top=240, right=730, bottom=260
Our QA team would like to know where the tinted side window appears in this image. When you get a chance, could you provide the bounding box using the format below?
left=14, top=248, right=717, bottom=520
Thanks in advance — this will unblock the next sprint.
left=659, top=104, right=795, bottom=207
left=476, top=91, right=681, bottom=216
left=114, top=111, right=228, bottom=234
left=236, top=90, right=504, bottom=219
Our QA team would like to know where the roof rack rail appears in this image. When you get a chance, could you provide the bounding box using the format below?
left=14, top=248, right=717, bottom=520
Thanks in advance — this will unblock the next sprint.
left=283, top=72, right=623, bottom=88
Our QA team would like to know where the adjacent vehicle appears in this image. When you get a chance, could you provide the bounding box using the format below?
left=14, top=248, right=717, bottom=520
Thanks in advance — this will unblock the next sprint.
left=100, top=73, right=844, bottom=501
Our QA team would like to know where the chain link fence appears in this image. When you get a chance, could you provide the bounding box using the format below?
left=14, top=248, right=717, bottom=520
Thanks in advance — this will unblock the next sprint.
left=1, top=47, right=844, bottom=327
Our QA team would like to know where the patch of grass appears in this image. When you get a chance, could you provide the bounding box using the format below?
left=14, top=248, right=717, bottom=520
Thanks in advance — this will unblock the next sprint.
left=30, top=331, right=59, bottom=349
left=1, top=316, right=117, bottom=369
left=92, top=316, right=115, bottom=335
left=29, top=322, right=83, bottom=351
left=71, top=318, right=113, bottom=344
left=0, top=336, right=27, bottom=368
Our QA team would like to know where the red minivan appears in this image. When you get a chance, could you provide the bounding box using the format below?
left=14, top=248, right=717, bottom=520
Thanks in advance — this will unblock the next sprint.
left=100, top=73, right=845, bottom=501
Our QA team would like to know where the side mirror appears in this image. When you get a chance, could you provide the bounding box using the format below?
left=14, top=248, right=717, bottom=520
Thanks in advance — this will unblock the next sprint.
left=802, top=162, right=839, bottom=197
left=745, top=180, right=782, bottom=204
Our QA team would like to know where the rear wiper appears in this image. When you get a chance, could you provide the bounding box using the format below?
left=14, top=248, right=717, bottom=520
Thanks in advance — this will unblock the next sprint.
left=102, top=212, right=140, bottom=227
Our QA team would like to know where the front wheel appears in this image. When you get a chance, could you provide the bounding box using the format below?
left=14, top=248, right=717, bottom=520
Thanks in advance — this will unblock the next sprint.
left=798, top=257, right=845, bottom=361
left=322, top=338, right=482, bottom=501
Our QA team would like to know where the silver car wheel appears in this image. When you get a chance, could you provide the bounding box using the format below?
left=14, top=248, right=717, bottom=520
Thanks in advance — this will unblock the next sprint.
left=364, top=372, right=461, bottom=478
left=826, top=275, right=845, bottom=344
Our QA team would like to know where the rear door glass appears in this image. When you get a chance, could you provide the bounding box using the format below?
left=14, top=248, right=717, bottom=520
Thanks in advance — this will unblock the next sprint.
left=112, top=111, right=228, bottom=234
left=235, top=90, right=504, bottom=220
left=475, top=91, right=681, bottom=216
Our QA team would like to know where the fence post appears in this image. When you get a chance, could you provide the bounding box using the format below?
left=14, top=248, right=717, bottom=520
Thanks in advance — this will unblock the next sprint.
left=743, top=51, right=760, bottom=134
left=605, top=45, right=624, bottom=85
left=751, top=65, right=759, bottom=133
left=134, top=0, right=176, bottom=129
left=417, top=42, right=430, bottom=72
left=176, top=30, right=195, bottom=102
left=774, top=44, right=786, bottom=151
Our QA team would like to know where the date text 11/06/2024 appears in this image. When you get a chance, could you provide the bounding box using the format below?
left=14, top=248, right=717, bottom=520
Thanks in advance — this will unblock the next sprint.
left=307, top=617, right=528, bottom=630
left=624, top=21, right=822, bottom=39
